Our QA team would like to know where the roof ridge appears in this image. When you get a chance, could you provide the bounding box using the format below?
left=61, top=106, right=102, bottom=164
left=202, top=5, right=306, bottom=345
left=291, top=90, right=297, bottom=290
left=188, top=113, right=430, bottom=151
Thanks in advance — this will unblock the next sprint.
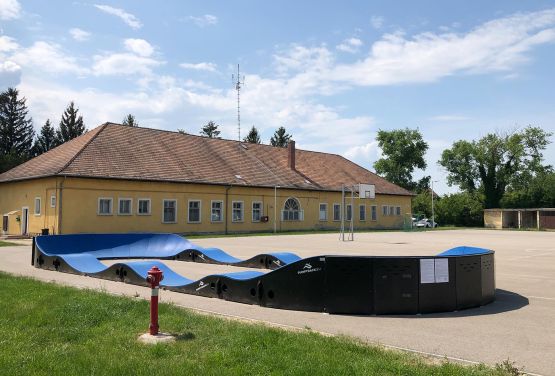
left=57, top=124, right=108, bottom=175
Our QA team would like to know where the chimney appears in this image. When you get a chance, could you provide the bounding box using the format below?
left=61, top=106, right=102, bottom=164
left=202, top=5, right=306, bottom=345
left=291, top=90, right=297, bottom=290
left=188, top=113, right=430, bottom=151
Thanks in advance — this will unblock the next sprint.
left=288, top=140, right=296, bottom=170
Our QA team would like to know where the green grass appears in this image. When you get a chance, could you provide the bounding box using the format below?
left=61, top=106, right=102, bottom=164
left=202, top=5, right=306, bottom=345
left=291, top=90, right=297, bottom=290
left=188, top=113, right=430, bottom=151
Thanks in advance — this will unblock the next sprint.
left=0, top=240, right=20, bottom=247
left=0, top=273, right=517, bottom=375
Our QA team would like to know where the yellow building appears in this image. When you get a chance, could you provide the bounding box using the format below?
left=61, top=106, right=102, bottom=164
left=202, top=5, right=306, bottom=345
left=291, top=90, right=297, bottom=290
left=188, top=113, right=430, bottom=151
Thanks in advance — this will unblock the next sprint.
left=0, top=123, right=413, bottom=236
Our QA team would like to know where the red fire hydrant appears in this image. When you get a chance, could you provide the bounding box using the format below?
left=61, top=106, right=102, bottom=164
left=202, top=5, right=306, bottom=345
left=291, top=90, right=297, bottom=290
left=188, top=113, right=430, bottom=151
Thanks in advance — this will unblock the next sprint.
left=146, top=266, right=164, bottom=335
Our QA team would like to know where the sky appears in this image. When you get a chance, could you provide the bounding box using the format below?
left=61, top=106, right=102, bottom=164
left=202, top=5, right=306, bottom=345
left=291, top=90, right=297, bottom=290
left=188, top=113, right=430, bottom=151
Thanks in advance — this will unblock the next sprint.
left=1, top=0, right=555, bottom=194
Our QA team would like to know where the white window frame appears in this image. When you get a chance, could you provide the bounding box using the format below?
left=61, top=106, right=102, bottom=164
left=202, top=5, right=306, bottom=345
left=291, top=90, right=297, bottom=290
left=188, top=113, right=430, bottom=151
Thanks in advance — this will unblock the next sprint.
left=333, top=203, right=341, bottom=221
left=382, top=205, right=388, bottom=216
left=137, top=198, right=151, bottom=216
left=50, top=195, right=56, bottom=208
left=34, top=197, right=41, bottom=216
left=371, top=205, right=377, bottom=221
left=98, top=197, right=113, bottom=216
left=162, top=199, right=177, bottom=224
left=389, top=205, right=395, bottom=216
left=117, top=198, right=133, bottom=216
left=319, top=203, right=328, bottom=221
left=210, top=200, right=224, bottom=223
left=188, top=199, right=202, bottom=223
left=232, top=201, right=244, bottom=223
left=252, top=201, right=263, bottom=222
left=282, top=197, right=303, bottom=221
left=396, top=206, right=401, bottom=216
left=346, top=204, right=352, bottom=221
left=359, top=204, right=366, bottom=221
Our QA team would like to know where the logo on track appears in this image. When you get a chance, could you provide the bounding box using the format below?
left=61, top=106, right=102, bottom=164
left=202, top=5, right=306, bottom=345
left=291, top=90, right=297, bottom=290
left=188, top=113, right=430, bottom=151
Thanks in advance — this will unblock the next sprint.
left=297, top=262, right=321, bottom=275
left=196, top=281, right=209, bottom=291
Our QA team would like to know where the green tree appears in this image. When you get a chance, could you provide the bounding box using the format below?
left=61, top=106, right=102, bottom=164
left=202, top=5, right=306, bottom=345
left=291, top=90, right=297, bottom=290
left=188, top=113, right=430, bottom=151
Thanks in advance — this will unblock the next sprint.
left=243, top=125, right=261, bottom=144
left=200, top=121, right=221, bottom=138
left=412, top=190, right=433, bottom=218
left=33, top=119, right=57, bottom=156
left=373, top=128, right=428, bottom=191
left=57, top=101, right=86, bottom=144
left=0, top=87, right=35, bottom=172
left=435, top=192, right=484, bottom=227
left=439, top=126, right=552, bottom=208
left=270, top=126, right=291, bottom=147
left=501, top=171, right=555, bottom=208
left=122, top=114, right=139, bottom=127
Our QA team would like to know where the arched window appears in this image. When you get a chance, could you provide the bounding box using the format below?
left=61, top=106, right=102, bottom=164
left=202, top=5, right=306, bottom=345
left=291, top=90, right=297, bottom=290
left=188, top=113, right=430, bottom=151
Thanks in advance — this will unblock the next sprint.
left=282, top=197, right=302, bottom=221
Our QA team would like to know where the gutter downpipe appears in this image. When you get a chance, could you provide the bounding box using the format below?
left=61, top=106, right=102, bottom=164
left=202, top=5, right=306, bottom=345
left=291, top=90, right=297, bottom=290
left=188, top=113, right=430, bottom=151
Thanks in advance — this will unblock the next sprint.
left=225, top=185, right=232, bottom=235
left=58, top=176, right=66, bottom=235
left=274, top=186, right=278, bottom=233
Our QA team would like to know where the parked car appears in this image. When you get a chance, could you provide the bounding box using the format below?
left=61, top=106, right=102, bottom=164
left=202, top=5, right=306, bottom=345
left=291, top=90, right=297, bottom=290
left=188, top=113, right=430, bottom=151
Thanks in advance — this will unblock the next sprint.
left=414, top=218, right=438, bottom=228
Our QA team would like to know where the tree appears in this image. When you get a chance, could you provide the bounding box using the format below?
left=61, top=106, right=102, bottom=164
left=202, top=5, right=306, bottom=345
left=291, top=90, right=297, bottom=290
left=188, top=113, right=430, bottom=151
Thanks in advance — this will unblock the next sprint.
left=501, top=171, right=555, bottom=208
left=33, top=119, right=57, bottom=156
left=435, top=192, right=484, bottom=227
left=243, top=126, right=261, bottom=144
left=373, top=128, right=428, bottom=191
left=200, top=121, right=221, bottom=138
left=122, top=114, right=139, bottom=127
left=0, top=87, right=35, bottom=172
left=57, top=102, right=86, bottom=144
left=270, top=126, right=291, bottom=147
left=177, top=129, right=189, bottom=135
left=439, top=126, right=552, bottom=208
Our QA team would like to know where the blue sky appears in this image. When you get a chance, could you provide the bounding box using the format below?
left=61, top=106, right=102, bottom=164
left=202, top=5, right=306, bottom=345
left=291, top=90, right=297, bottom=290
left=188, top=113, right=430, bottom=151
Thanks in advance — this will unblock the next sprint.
left=1, top=1, right=555, bottom=193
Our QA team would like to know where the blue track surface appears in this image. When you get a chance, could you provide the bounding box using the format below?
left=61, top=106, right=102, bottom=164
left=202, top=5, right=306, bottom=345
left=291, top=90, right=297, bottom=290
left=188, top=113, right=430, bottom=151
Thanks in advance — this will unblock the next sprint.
left=437, top=246, right=491, bottom=256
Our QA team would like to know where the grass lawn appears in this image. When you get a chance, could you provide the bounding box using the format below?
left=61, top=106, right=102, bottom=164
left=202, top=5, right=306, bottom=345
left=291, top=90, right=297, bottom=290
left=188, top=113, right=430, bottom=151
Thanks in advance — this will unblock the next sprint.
left=0, top=240, right=20, bottom=247
left=0, top=273, right=517, bottom=376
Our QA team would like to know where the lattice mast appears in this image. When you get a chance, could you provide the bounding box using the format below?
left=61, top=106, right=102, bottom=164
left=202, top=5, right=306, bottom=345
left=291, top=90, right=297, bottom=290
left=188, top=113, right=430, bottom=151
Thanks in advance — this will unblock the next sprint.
left=232, top=64, right=245, bottom=141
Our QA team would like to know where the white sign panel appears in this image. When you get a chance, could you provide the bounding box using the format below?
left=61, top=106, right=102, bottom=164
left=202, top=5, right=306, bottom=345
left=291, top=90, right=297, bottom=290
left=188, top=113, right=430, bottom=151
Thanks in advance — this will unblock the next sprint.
left=420, top=259, right=435, bottom=284
left=434, top=258, right=449, bottom=283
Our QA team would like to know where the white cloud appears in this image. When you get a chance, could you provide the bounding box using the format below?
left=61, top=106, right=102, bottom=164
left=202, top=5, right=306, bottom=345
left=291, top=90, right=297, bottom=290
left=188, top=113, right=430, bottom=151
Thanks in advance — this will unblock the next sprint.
left=429, top=115, right=470, bottom=121
left=11, top=41, right=88, bottom=75
left=0, top=35, right=18, bottom=52
left=336, top=37, right=363, bottom=53
left=94, top=4, right=142, bottom=29
left=333, top=8, right=555, bottom=86
left=0, top=60, right=20, bottom=72
left=69, top=28, right=91, bottom=42
left=0, top=0, right=20, bottom=20
left=188, top=14, right=218, bottom=27
left=179, top=62, right=217, bottom=72
left=124, top=38, right=154, bottom=57
left=344, top=140, right=380, bottom=167
left=92, top=53, right=162, bottom=76
left=370, top=16, right=384, bottom=30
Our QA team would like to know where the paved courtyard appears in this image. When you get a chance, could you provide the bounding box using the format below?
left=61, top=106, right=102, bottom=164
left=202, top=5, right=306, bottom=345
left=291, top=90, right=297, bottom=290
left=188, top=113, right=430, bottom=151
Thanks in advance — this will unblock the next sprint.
left=1, top=229, right=554, bottom=375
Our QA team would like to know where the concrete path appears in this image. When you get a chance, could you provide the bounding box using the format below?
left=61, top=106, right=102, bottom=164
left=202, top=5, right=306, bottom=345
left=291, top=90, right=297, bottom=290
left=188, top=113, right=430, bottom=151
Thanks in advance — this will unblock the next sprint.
left=1, top=230, right=553, bottom=375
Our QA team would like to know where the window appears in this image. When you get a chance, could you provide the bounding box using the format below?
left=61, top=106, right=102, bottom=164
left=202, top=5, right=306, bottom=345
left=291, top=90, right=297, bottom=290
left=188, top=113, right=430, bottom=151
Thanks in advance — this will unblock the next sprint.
left=359, top=205, right=366, bottom=221
left=346, top=204, right=352, bottom=221
left=232, top=201, right=244, bottom=222
left=211, top=201, right=223, bottom=222
left=137, top=199, right=151, bottom=215
left=98, top=198, right=113, bottom=215
left=163, top=199, right=177, bottom=223
left=188, top=200, right=201, bottom=223
left=396, top=206, right=401, bottom=216
left=319, top=203, right=327, bottom=221
left=252, top=201, right=262, bottom=222
left=382, top=205, right=388, bottom=216
left=34, top=197, right=41, bottom=215
left=371, top=205, right=377, bottom=221
left=389, top=206, right=395, bottom=216
left=333, top=204, right=341, bottom=221
left=2, top=215, right=7, bottom=232
left=50, top=195, right=56, bottom=208
left=118, top=198, right=132, bottom=215
left=282, top=197, right=303, bottom=221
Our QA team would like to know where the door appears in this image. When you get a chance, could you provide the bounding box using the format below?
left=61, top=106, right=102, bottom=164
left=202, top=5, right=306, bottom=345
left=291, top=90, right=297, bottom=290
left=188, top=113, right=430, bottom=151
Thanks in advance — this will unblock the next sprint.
left=21, top=207, right=29, bottom=235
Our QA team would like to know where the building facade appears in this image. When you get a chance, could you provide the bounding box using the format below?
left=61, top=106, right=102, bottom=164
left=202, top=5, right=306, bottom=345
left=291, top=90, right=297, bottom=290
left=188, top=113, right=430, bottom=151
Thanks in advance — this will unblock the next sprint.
left=1, top=123, right=413, bottom=236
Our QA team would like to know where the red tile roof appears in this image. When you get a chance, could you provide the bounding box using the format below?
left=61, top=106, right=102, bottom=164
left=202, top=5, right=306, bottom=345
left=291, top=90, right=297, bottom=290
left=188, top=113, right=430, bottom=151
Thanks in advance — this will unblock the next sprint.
left=0, top=123, right=413, bottom=195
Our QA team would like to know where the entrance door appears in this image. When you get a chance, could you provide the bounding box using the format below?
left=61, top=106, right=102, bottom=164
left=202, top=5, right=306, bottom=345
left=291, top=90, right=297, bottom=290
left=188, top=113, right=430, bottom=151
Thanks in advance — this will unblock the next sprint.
left=21, top=207, right=29, bottom=235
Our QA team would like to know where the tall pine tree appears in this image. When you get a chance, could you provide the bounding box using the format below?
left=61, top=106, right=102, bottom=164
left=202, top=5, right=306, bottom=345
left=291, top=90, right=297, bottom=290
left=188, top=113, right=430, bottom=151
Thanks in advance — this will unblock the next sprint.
left=57, top=101, right=86, bottom=144
left=122, top=114, right=139, bottom=127
left=0, top=88, right=35, bottom=172
left=270, top=126, right=291, bottom=147
left=200, top=121, right=221, bottom=138
left=243, top=126, right=261, bottom=144
left=33, top=119, right=57, bottom=156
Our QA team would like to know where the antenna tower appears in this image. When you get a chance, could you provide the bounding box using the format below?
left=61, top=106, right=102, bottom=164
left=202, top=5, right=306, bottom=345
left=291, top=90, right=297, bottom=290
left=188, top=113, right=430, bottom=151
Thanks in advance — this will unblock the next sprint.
left=232, top=64, right=245, bottom=141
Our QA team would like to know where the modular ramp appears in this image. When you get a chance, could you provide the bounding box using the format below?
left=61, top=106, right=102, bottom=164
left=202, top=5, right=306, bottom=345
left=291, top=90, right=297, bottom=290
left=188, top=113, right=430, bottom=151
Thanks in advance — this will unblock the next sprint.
left=33, top=234, right=495, bottom=315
